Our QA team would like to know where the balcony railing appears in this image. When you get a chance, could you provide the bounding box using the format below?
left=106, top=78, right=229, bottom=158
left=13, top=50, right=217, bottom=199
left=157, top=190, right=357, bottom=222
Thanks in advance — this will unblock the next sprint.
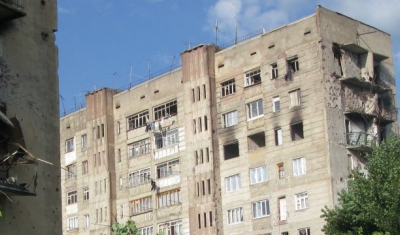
left=0, top=0, right=26, bottom=22
left=345, top=132, right=376, bottom=152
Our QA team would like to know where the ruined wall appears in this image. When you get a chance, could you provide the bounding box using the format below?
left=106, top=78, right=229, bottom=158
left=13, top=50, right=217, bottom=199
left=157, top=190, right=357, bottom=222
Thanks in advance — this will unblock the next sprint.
left=0, top=0, right=61, bottom=234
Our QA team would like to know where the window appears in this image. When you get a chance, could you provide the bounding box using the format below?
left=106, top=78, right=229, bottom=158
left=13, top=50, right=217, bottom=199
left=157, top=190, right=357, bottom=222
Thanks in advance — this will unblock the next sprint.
left=139, top=226, right=153, bottom=235
left=272, top=96, right=280, bottom=112
left=197, top=86, right=201, bottom=101
left=105, top=207, right=107, bottom=221
left=198, top=117, right=202, bottom=132
left=195, top=151, right=199, bottom=165
left=154, top=129, right=179, bottom=149
left=248, top=132, right=266, bottom=151
left=275, top=128, right=283, bottom=146
left=209, top=211, right=213, bottom=227
left=200, top=149, right=204, bottom=164
left=81, top=134, right=87, bottom=148
left=204, top=116, right=208, bottom=131
left=100, top=208, right=102, bottom=221
left=198, top=214, right=201, bottom=229
left=289, top=89, right=301, bottom=108
left=247, top=99, right=264, bottom=120
left=295, top=192, right=308, bottom=210
left=158, top=220, right=182, bottom=235
left=101, top=124, right=105, bottom=137
left=116, top=121, right=121, bottom=135
left=291, top=122, right=304, bottom=140
left=193, top=119, right=196, bottom=134
left=82, top=161, right=88, bottom=174
left=282, top=232, right=289, bottom=235
left=131, top=196, right=152, bottom=215
left=271, top=63, right=278, bottom=79
left=202, top=180, right=205, bottom=195
left=95, top=182, right=98, bottom=195
left=157, top=159, right=179, bottom=179
left=66, top=164, right=76, bottom=179
left=252, top=200, right=270, bottom=218
left=67, top=217, right=78, bottom=230
left=221, top=79, right=236, bottom=97
left=203, top=84, right=206, bottom=99
left=118, top=149, right=121, bottom=162
left=298, top=228, right=311, bottom=235
left=224, top=142, right=239, bottom=160
left=293, top=157, right=306, bottom=176
left=83, top=187, right=89, bottom=200
left=84, top=214, right=90, bottom=228
left=207, top=179, right=211, bottom=194
left=225, top=174, right=241, bottom=192
left=250, top=166, right=268, bottom=184
left=96, top=209, right=98, bottom=222
left=96, top=126, right=100, bottom=139
left=128, top=168, right=150, bottom=187
left=128, top=138, right=150, bottom=158
left=227, top=207, right=243, bottom=224
left=153, top=100, right=177, bottom=120
left=67, top=191, right=77, bottom=205
left=192, top=89, right=195, bottom=102
left=158, top=188, right=181, bottom=208
left=206, top=147, right=210, bottom=162
left=66, top=138, right=74, bottom=152
left=119, top=177, right=123, bottom=191
left=128, top=110, right=149, bottom=130
left=245, top=68, right=261, bottom=87
left=94, top=153, right=97, bottom=167
left=288, top=56, right=299, bottom=73
left=223, top=110, right=238, bottom=128
left=279, top=197, right=287, bottom=220
left=278, top=163, right=285, bottom=179
left=120, top=205, right=123, bottom=219
left=204, top=212, right=207, bottom=228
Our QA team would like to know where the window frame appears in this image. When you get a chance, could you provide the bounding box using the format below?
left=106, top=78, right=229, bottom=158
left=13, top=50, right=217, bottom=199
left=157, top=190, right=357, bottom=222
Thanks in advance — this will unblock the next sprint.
left=83, top=187, right=89, bottom=201
left=158, top=220, right=182, bottom=235
left=227, top=207, right=243, bottom=225
left=81, top=134, right=87, bottom=148
left=157, top=188, right=181, bottom=208
left=139, top=226, right=153, bottom=235
left=289, top=89, right=301, bottom=108
left=271, top=63, right=278, bottom=79
left=246, top=99, right=264, bottom=120
left=67, top=190, right=77, bottom=205
left=128, top=138, right=151, bottom=158
left=127, top=110, right=149, bottom=131
left=153, top=100, right=178, bottom=120
left=156, top=159, right=179, bottom=179
left=222, top=110, right=238, bottom=128
left=66, top=164, right=76, bottom=180
left=293, top=157, right=306, bottom=176
left=288, top=56, right=299, bottom=73
left=67, top=216, right=78, bottom=230
left=154, top=129, right=179, bottom=150
left=272, top=96, right=280, bottom=112
left=130, top=196, right=152, bottom=215
left=66, top=138, right=74, bottom=153
left=244, top=68, right=261, bottom=87
left=82, top=161, right=88, bottom=175
left=252, top=199, right=270, bottom=219
left=221, top=79, right=236, bottom=97
left=295, top=192, right=309, bottom=210
left=128, top=168, right=151, bottom=187
left=225, top=174, right=241, bottom=192
left=250, top=166, right=268, bottom=185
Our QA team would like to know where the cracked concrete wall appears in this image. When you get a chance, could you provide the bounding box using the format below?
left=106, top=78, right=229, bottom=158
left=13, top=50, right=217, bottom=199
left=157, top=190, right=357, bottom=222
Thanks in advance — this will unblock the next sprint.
left=0, top=1, right=61, bottom=234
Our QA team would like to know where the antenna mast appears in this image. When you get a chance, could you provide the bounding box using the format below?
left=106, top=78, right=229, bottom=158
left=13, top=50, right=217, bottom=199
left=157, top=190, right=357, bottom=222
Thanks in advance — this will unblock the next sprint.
left=129, top=65, right=133, bottom=88
left=233, top=3, right=237, bottom=44
left=215, top=20, right=219, bottom=46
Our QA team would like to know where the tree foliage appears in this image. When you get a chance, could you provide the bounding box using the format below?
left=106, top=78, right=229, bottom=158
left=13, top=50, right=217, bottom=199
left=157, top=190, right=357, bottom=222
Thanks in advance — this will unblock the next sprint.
left=321, top=136, right=400, bottom=234
left=111, top=220, right=139, bottom=235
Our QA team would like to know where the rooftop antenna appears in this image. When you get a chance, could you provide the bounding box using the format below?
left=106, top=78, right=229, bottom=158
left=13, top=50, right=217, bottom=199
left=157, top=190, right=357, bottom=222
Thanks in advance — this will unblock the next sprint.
left=59, top=95, right=66, bottom=116
left=183, top=42, right=192, bottom=50
left=170, top=55, right=176, bottom=71
left=215, top=19, right=219, bottom=46
left=129, top=65, right=133, bottom=88
left=145, top=58, right=151, bottom=79
left=233, top=2, right=238, bottom=44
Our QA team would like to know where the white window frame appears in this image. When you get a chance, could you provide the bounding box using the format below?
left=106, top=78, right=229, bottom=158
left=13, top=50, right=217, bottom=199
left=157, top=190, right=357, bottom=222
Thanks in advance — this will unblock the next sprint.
left=244, top=68, right=261, bottom=87
left=293, top=157, right=306, bottom=176
left=139, top=226, right=153, bottom=235
left=155, top=129, right=178, bottom=149
left=227, top=207, right=243, bottom=224
left=221, top=79, right=236, bottom=97
left=271, top=63, right=278, bottom=79
left=225, top=174, right=241, bottom=192
left=153, top=100, right=178, bottom=120
left=222, top=110, right=238, bottom=128
left=67, top=216, right=78, bottom=230
left=83, top=187, right=89, bottom=201
left=66, top=164, right=76, bottom=179
left=66, top=138, right=74, bottom=153
left=298, top=228, right=311, bottom=235
left=275, top=128, right=283, bottom=146
left=289, top=89, right=301, bottom=108
left=288, top=56, right=299, bottom=73
left=128, top=138, right=150, bottom=158
left=84, top=214, right=90, bottom=228
left=157, top=159, right=179, bottom=179
left=272, top=96, right=280, bottom=112
left=295, top=192, right=308, bottom=210
left=247, top=99, right=264, bottom=120
left=128, top=168, right=150, bottom=187
left=131, top=196, right=152, bottom=215
left=158, top=220, right=182, bottom=235
left=119, top=177, right=123, bottom=191
left=67, top=190, right=77, bottom=205
left=252, top=199, right=270, bottom=219
left=250, top=166, right=268, bottom=184
left=127, top=110, right=149, bottom=130
left=158, top=188, right=181, bottom=208
left=81, top=134, right=87, bottom=148
left=82, top=161, right=88, bottom=174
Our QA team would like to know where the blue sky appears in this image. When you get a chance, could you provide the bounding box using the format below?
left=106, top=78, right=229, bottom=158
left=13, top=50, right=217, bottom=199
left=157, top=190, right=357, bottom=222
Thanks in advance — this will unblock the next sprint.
left=57, top=0, right=400, bottom=115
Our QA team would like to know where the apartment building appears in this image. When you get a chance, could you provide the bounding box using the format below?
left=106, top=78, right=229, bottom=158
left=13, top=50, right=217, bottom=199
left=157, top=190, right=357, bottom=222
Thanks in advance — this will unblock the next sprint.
left=0, top=0, right=61, bottom=234
left=60, top=6, right=397, bottom=235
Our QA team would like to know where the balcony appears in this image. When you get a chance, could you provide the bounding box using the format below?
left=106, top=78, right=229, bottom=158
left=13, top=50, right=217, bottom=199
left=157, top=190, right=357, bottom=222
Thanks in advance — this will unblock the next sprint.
left=0, top=0, right=26, bottom=22
left=340, top=77, right=390, bottom=94
left=345, top=132, right=376, bottom=152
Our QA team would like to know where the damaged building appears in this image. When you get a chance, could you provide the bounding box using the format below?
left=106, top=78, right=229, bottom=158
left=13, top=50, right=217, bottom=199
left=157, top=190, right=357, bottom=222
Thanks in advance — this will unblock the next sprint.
left=0, top=0, right=61, bottom=234
left=60, top=6, right=397, bottom=235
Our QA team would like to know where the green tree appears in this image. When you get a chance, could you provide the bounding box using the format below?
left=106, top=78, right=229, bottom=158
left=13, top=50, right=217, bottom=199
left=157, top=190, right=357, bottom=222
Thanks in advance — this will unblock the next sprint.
left=321, top=136, right=400, bottom=234
left=111, top=220, right=139, bottom=235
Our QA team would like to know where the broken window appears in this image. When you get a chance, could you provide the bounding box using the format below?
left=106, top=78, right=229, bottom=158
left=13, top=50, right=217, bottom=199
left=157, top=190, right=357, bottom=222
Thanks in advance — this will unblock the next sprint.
left=157, top=188, right=181, bottom=208
left=154, top=129, right=178, bottom=149
left=247, top=99, right=264, bottom=120
left=271, top=63, right=278, bottom=79
left=67, top=190, right=77, bottom=204
left=288, top=56, right=299, bottom=73
left=289, top=89, right=301, bottom=108
left=248, top=132, right=266, bottom=151
left=293, top=157, right=306, bottom=176
left=224, top=141, right=239, bottom=160
left=291, top=122, right=304, bottom=140
left=227, top=207, right=243, bottom=224
left=272, top=96, right=280, bottom=112
left=250, top=166, right=268, bottom=184
left=82, top=161, right=88, bottom=174
left=81, top=134, right=87, bottom=148
left=131, top=196, right=152, bottom=215
left=225, top=174, right=241, bottom=192
left=298, top=228, right=311, bottom=235
left=153, top=100, right=177, bottom=120
left=128, top=138, right=150, bottom=158
left=277, top=163, right=285, bottom=179
left=222, top=110, right=238, bottom=128
left=66, top=138, right=74, bottom=153
left=157, top=159, right=179, bottom=179
left=127, top=110, right=149, bottom=130
left=128, top=168, right=150, bottom=187
left=245, top=68, right=261, bottom=87
left=221, top=79, right=236, bottom=97
left=66, top=164, right=76, bottom=179
left=275, top=128, right=283, bottom=146
left=83, top=187, right=89, bottom=200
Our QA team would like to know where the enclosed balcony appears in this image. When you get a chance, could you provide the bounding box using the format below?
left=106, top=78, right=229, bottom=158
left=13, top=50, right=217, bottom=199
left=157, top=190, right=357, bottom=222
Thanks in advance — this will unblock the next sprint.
left=0, top=0, right=26, bottom=22
left=345, top=132, right=376, bottom=152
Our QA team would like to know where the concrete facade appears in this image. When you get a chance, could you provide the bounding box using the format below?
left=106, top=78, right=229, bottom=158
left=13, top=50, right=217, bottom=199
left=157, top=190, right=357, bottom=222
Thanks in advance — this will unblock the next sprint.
left=60, top=6, right=397, bottom=235
left=0, top=0, right=61, bottom=234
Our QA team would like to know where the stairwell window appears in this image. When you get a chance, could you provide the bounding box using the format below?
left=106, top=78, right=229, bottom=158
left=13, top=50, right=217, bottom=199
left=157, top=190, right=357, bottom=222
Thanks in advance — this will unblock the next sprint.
left=247, top=99, right=264, bottom=120
left=245, top=68, right=261, bottom=87
left=221, top=79, right=236, bottom=97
